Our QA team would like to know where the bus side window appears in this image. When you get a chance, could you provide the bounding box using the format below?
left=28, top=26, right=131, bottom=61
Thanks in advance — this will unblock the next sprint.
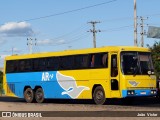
left=39, top=58, right=46, bottom=71
left=90, top=55, right=95, bottom=67
left=81, top=55, right=90, bottom=68
left=24, top=59, right=32, bottom=71
left=74, top=55, right=83, bottom=69
left=6, top=61, right=11, bottom=73
left=67, top=56, right=74, bottom=69
left=92, top=53, right=108, bottom=68
left=46, top=58, right=53, bottom=70
left=59, top=56, right=74, bottom=70
left=111, top=55, right=118, bottom=77
left=53, top=57, right=60, bottom=70
left=33, top=59, right=42, bottom=71
left=44, top=57, right=60, bottom=71
left=102, top=54, right=108, bottom=67
left=19, top=60, right=25, bottom=72
left=6, top=60, right=18, bottom=73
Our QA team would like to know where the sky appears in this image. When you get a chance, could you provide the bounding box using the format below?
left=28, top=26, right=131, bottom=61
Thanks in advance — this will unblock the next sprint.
left=0, top=0, right=160, bottom=66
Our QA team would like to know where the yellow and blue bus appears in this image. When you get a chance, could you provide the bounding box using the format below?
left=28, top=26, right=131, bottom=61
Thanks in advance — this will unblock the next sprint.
left=3, top=46, right=157, bottom=104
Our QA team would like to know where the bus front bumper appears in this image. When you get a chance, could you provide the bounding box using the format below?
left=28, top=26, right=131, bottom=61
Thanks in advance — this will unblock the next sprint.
left=122, top=89, right=157, bottom=98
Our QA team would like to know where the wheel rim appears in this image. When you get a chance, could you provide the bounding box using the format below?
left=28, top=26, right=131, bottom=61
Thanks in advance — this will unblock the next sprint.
left=24, top=88, right=34, bottom=102
left=96, top=90, right=104, bottom=101
left=36, top=91, right=43, bottom=100
left=36, top=89, right=44, bottom=103
left=93, top=86, right=105, bottom=105
left=26, top=91, right=32, bottom=100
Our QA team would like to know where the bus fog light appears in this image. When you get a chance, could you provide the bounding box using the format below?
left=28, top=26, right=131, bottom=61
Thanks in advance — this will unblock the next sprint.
left=151, top=90, right=156, bottom=94
left=127, top=91, right=131, bottom=95
left=127, top=90, right=135, bottom=95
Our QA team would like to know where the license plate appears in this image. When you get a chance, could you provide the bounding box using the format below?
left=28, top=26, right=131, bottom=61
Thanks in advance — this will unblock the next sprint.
left=140, top=92, right=146, bottom=95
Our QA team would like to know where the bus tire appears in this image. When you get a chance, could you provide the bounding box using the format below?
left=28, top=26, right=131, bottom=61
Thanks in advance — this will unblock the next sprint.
left=93, top=86, right=106, bottom=105
left=24, top=87, right=35, bottom=103
left=35, top=88, right=45, bottom=103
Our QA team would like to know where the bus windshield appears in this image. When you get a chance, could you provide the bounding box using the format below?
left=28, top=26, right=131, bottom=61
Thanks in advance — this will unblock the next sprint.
left=121, top=52, right=154, bottom=75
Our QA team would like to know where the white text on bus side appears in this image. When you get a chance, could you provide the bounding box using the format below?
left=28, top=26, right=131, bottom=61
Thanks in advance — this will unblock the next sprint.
left=42, top=72, right=54, bottom=81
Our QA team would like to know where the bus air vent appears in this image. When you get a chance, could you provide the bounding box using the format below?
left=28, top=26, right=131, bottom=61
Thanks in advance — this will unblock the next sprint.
left=7, top=83, right=15, bottom=93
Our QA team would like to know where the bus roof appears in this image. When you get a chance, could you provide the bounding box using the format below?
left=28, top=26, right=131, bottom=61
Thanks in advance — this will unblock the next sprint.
left=5, top=46, right=150, bottom=60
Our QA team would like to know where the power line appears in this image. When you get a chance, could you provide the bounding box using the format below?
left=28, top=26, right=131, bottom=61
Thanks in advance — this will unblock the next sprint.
left=101, top=13, right=160, bottom=23
left=37, top=24, right=133, bottom=47
left=66, top=34, right=90, bottom=44
left=102, top=17, right=133, bottom=23
left=39, top=34, right=90, bottom=47
left=143, top=13, right=160, bottom=18
left=1, top=5, right=160, bottom=26
left=37, top=32, right=90, bottom=46
left=20, top=0, right=118, bottom=22
left=36, top=25, right=89, bottom=46
left=102, top=25, right=134, bottom=32
left=49, top=24, right=88, bottom=41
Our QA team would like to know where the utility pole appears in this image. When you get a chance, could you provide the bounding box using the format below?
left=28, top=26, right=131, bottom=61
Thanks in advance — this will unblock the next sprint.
left=134, top=0, right=138, bottom=46
left=140, top=16, right=148, bottom=47
left=27, top=38, right=37, bottom=54
left=88, top=21, right=101, bottom=48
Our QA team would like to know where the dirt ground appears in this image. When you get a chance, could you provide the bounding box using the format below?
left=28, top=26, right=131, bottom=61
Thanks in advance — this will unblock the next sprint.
left=0, top=96, right=160, bottom=120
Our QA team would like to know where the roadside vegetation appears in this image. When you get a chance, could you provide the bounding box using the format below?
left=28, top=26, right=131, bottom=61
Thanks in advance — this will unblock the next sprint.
left=0, top=71, right=3, bottom=95
left=147, top=41, right=160, bottom=78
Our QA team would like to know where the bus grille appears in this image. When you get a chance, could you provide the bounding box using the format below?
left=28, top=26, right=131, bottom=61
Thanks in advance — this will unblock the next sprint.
left=7, top=83, right=15, bottom=93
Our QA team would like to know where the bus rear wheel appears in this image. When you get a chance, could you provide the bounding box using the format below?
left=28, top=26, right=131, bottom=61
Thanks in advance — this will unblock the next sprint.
left=24, top=88, right=35, bottom=103
left=93, top=86, right=106, bottom=105
left=35, top=88, right=45, bottom=103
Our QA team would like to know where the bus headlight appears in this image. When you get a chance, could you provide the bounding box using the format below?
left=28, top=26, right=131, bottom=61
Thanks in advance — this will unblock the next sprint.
left=151, top=91, right=153, bottom=94
left=151, top=90, right=156, bottom=94
left=131, top=91, right=134, bottom=95
left=127, top=90, right=135, bottom=95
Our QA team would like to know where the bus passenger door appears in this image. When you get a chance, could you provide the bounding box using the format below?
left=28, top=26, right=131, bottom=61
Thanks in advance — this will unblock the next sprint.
left=110, top=53, right=121, bottom=98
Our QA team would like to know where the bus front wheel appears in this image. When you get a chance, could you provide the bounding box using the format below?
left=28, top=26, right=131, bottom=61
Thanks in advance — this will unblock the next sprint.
left=93, top=86, right=106, bottom=105
left=24, top=88, right=35, bottom=103
left=35, top=88, right=45, bottom=103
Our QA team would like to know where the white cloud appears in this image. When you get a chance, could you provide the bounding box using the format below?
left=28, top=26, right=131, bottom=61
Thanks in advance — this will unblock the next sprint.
left=0, top=22, right=34, bottom=37
left=37, top=39, right=65, bottom=45
left=0, top=55, right=10, bottom=60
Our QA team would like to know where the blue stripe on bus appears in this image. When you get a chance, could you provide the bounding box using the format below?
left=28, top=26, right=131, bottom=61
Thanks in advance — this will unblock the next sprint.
left=6, top=71, right=71, bottom=99
left=122, top=89, right=157, bottom=98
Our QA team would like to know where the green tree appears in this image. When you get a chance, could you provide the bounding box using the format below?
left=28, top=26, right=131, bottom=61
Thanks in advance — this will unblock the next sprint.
left=0, top=71, right=3, bottom=94
left=147, top=41, right=160, bottom=78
